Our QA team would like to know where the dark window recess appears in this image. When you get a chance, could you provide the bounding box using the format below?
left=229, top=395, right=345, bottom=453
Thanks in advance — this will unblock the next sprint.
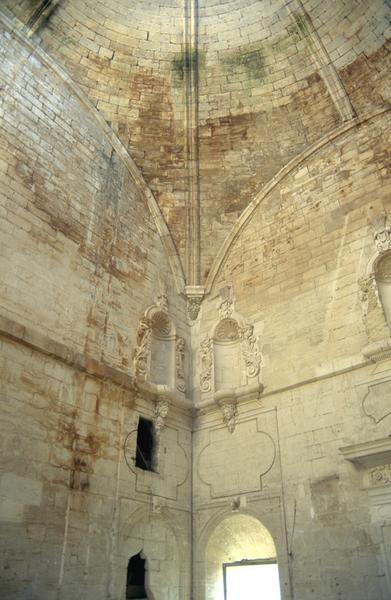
left=126, top=552, right=147, bottom=599
left=135, top=417, right=156, bottom=472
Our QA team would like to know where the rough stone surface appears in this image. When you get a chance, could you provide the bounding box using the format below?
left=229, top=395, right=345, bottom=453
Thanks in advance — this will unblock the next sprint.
left=0, top=2, right=391, bottom=600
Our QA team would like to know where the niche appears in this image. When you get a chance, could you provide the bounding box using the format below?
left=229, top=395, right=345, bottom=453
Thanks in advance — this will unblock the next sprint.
left=375, top=251, right=391, bottom=329
left=126, top=552, right=147, bottom=599
left=133, top=294, right=186, bottom=394
left=360, top=210, right=391, bottom=360
left=199, top=296, right=262, bottom=399
left=149, top=310, right=174, bottom=387
left=214, top=318, right=242, bottom=391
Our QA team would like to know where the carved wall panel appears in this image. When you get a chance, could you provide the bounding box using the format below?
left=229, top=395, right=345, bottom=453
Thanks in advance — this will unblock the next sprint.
left=356, top=377, right=391, bottom=424
left=197, top=419, right=276, bottom=498
left=124, top=425, right=189, bottom=501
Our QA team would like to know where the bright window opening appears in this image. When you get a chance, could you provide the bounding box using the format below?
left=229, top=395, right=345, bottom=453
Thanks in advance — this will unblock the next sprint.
left=223, top=560, right=281, bottom=600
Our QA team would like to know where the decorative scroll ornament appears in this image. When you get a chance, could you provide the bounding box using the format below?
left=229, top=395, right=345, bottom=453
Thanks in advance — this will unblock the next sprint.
left=239, top=324, right=261, bottom=378
left=358, top=275, right=378, bottom=317
left=372, top=211, right=391, bottom=253
left=219, top=298, right=234, bottom=321
left=154, top=398, right=169, bottom=437
left=220, top=400, right=238, bottom=434
left=176, top=337, right=186, bottom=393
left=371, top=464, right=391, bottom=486
left=133, top=317, right=152, bottom=379
left=200, top=334, right=213, bottom=393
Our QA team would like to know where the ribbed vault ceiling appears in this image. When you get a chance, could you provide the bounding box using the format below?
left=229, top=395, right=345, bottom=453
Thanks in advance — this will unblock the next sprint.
left=3, top=0, right=390, bottom=285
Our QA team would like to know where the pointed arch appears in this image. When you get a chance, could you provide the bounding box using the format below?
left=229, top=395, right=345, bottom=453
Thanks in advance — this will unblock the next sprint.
left=205, top=106, right=390, bottom=295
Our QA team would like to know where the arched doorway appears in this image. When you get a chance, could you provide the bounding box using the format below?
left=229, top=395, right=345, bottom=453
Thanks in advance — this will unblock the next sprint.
left=126, top=552, right=147, bottom=599
left=204, top=514, right=281, bottom=600
left=118, top=510, right=183, bottom=600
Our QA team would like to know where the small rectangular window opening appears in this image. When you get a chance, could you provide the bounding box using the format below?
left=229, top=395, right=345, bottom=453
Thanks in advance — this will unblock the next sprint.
left=135, top=417, right=156, bottom=472
left=223, top=559, right=281, bottom=600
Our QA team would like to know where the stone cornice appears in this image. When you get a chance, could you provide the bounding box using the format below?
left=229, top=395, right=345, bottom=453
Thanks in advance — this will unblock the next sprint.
left=340, top=437, right=391, bottom=469
left=0, top=315, right=193, bottom=413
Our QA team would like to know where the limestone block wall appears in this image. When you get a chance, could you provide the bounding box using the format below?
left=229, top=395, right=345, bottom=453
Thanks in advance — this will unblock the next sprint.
left=201, top=110, right=391, bottom=389
left=0, top=338, right=191, bottom=600
left=0, top=22, right=191, bottom=600
left=0, top=3, right=390, bottom=600
left=2, top=0, right=188, bottom=264
left=198, top=0, right=390, bottom=278
left=3, top=2, right=389, bottom=284
left=193, top=109, right=391, bottom=599
left=193, top=365, right=391, bottom=600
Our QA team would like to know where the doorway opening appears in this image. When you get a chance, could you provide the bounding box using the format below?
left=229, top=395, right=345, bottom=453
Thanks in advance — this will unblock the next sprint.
left=126, top=552, right=147, bottom=599
left=223, top=559, right=281, bottom=600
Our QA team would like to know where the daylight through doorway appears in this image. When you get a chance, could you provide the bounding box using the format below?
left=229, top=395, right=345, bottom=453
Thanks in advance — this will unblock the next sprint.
left=223, top=560, right=281, bottom=600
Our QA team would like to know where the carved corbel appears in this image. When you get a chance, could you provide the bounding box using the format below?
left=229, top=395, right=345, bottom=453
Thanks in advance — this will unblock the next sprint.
left=220, top=399, right=238, bottom=434
left=185, top=285, right=205, bottom=321
left=154, top=397, right=169, bottom=438
left=215, top=390, right=238, bottom=433
left=188, top=296, right=203, bottom=321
